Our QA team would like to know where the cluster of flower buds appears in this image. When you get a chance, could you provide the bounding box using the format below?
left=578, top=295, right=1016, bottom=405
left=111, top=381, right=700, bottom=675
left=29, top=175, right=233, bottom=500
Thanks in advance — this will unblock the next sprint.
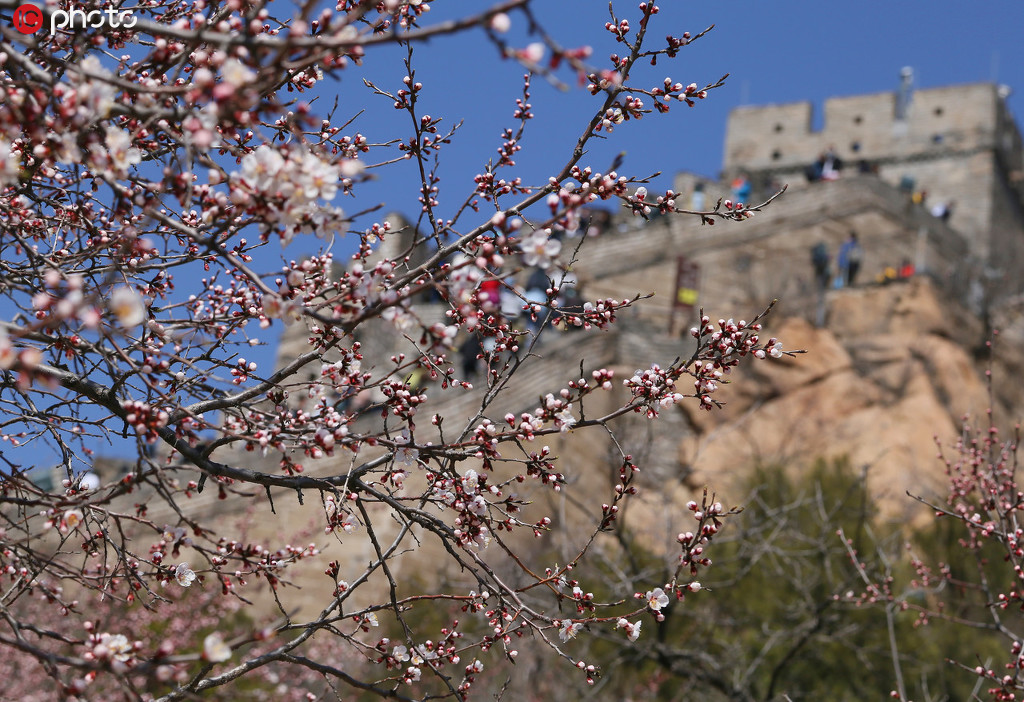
left=690, top=316, right=784, bottom=399
left=122, top=400, right=169, bottom=444
left=588, top=368, right=616, bottom=391
left=392, top=74, right=424, bottom=110
left=624, top=364, right=684, bottom=418
left=513, top=446, right=564, bottom=491
left=474, top=171, right=526, bottom=201
left=324, top=494, right=360, bottom=534
left=605, top=18, right=630, bottom=41
left=695, top=316, right=761, bottom=357
left=679, top=495, right=724, bottom=575
left=443, top=467, right=505, bottom=549
left=643, top=78, right=706, bottom=114
left=495, top=127, right=522, bottom=167
left=471, top=418, right=500, bottom=453
left=566, top=166, right=632, bottom=202
left=665, top=31, right=695, bottom=58
left=400, top=114, right=447, bottom=160
left=721, top=198, right=756, bottom=220
left=600, top=457, right=640, bottom=529
left=628, top=186, right=652, bottom=216
left=587, top=68, right=624, bottom=94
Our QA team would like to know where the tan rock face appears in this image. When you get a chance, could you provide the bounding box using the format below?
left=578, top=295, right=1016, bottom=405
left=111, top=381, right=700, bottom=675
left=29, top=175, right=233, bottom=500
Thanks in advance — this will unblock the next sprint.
left=677, top=278, right=1018, bottom=522
left=828, top=277, right=961, bottom=339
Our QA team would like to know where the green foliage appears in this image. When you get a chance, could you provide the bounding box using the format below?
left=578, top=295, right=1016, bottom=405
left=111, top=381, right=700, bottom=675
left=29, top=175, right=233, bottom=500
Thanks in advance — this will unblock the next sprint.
left=590, top=457, right=1004, bottom=701
left=362, top=458, right=1009, bottom=700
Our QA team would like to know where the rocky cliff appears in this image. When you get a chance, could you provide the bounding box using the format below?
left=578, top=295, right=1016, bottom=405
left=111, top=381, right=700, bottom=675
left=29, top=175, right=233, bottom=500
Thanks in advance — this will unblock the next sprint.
left=670, top=276, right=1021, bottom=523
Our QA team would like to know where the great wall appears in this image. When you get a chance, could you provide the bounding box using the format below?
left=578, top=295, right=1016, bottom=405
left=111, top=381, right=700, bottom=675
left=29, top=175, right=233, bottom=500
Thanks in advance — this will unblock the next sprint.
left=89, top=80, right=1024, bottom=613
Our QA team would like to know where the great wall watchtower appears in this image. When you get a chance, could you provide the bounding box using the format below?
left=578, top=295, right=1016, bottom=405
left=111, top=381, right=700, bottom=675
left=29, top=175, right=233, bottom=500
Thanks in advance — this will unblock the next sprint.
left=722, top=82, right=1024, bottom=270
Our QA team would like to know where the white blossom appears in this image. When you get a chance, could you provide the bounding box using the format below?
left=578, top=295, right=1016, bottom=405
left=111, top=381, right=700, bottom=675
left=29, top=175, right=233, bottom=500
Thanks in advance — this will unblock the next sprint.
left=520, top=228, right=562, bottom=270
left=554, top=406, right=576, bottom=432
left=75, top=56, right=118, bottom=118
left=238, top=145, right=286, bottom=193
left=221, top=58, right=256, bottom=88
left=0, top=139, right=19, bottom=187
left=203, top=633, right=231, bottom=662
left=340, top=512, right=360, bottom=533
left=110, top=287, right=146, bottom=327
left=411, top=644, right=437, bottom=665
left=467, top=494, right=488, bottom=516
left=174, top=563, right=196, bottom=587
left=490, top=12, right=510, bottom=32
left=233, top=144, right=346, bottom=244
left=558, top=620, right=582, bottom=642
left=395, top=446, right=419, bottom=467
left=95, top=633, right=132, bottom=663
left=473, top=525, right=492, bottom=549
left=63, top=509, right=84, bottom=531
left=646, top=587, right=670, bottom=611
left=104, top=126, right=142, bottom=176
left=461, top=468, right=479, bottom=495
left=616, top=618, right=642, bottom=641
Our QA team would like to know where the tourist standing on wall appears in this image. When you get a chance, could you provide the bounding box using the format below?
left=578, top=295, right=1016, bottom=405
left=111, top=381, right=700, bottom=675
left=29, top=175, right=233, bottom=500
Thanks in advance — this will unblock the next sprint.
left=838, top=231, right=863, bottom=286
left=691, top=182, right=706, bottom=211
left=731, top=174, right=751, bottom=204
left=820, top=146, right=843, bottom=181
left=811, top=241, right=831, bottom=290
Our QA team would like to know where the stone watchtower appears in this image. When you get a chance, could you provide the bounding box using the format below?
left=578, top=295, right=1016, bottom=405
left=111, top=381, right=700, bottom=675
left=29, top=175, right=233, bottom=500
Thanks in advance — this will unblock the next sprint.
left=723, top=81, right=1024, bottom=280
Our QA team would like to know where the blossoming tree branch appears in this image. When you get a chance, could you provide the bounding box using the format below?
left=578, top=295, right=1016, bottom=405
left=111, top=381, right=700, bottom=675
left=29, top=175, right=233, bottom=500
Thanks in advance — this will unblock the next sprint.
left=0, top=0, right=789, bottom=698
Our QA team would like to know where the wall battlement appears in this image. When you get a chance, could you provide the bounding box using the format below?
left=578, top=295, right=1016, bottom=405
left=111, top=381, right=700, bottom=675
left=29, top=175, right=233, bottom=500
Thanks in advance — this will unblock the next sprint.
left=725, top=83, right=1021, bottom=175
left=723, top=82, right=1024, bottom=270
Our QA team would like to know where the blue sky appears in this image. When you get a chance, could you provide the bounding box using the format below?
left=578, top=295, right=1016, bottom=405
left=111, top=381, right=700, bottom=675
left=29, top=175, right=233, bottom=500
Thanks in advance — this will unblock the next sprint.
left=331, top=0, right=1024, bottom=220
